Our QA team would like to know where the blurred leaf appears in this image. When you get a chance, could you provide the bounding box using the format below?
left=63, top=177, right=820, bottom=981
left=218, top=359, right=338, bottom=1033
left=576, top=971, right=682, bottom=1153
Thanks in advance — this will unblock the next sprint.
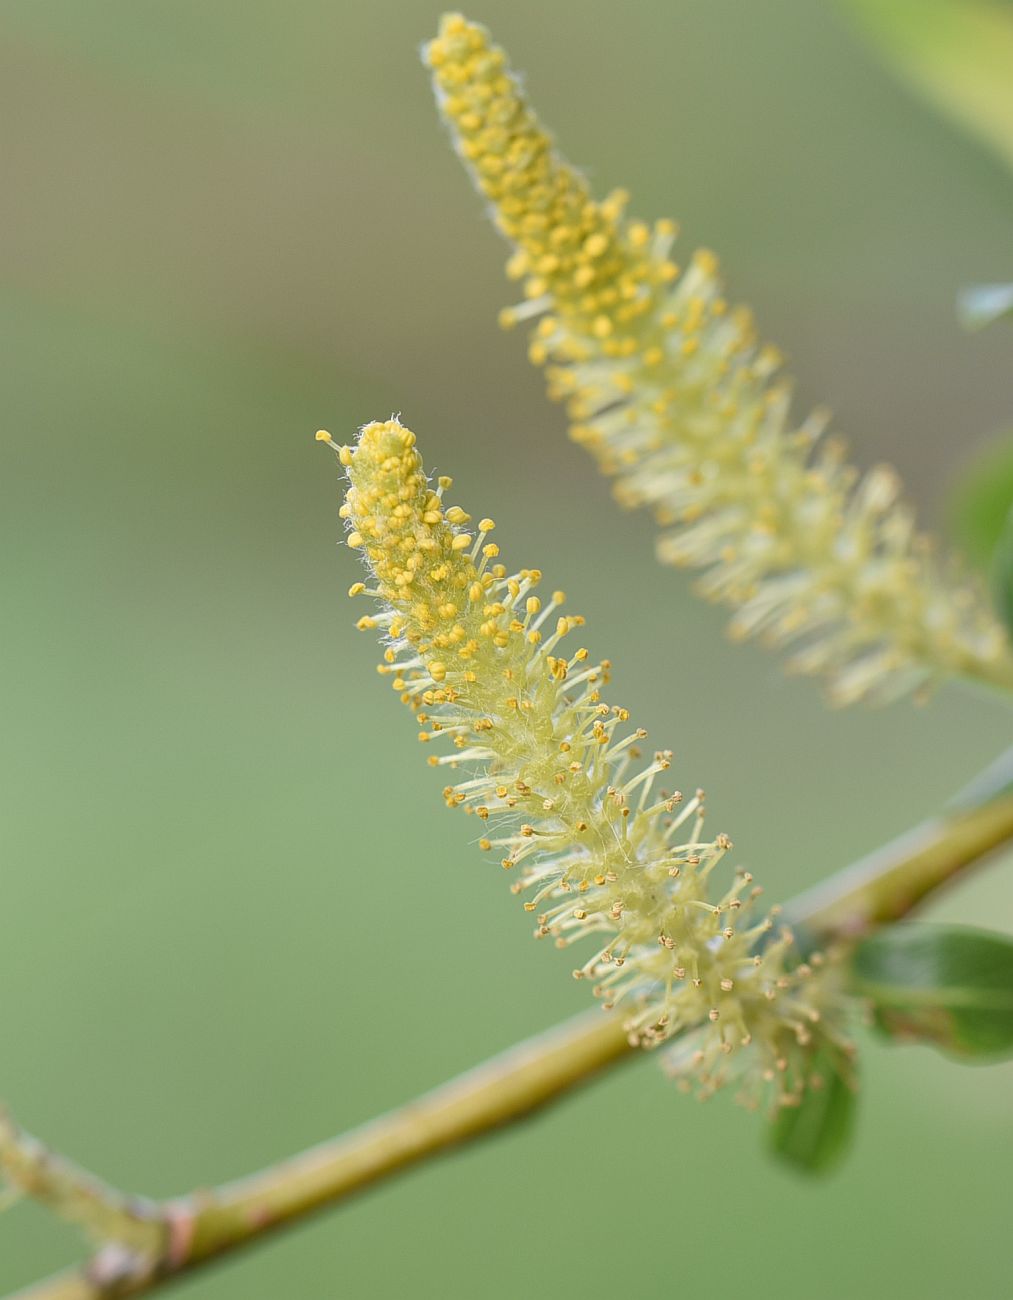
left=852, top=923, right=1013, bottom=1058
left=769, top=1052, right=856, bottom=1175
left=958, top=283, right=1013, bottom=332
left=845, top=0, right=1013, bottom=173
left=991, top=504, right=1013, bottom=635
left=948, top=434, right=1013, bottom=569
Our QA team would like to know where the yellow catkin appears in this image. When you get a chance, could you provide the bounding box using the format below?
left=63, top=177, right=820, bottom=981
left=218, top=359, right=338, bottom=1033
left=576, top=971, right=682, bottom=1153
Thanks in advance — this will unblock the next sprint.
left=331, top=418, right=851, bottom=1108
left=425, top=13, right=1013, bottom=706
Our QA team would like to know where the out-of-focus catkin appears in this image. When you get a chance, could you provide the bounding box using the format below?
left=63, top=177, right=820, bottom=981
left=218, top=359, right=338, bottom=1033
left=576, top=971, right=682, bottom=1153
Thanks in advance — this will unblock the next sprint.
left=425, top=13, right=1013, bottom=705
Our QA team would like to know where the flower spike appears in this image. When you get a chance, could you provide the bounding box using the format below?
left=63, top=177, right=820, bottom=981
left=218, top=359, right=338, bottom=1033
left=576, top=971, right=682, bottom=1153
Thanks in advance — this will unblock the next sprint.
left=325, top=418, right=851, bottom=1108
left=424, top=13, right=1013, bottom=705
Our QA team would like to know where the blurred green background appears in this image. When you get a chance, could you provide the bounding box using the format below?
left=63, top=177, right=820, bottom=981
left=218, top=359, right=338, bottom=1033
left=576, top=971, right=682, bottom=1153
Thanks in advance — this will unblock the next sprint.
left=2, top=1, right=1012, bottom=1296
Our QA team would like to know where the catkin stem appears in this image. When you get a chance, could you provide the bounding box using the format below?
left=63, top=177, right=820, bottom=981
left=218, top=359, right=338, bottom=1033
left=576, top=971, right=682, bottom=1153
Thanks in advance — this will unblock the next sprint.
left=7, top=748, right=1013, bottom=1300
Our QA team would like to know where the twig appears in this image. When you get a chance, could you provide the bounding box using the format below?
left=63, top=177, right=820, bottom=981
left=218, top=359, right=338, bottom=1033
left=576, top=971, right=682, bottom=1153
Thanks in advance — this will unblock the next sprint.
left=7, top=1014, right=634, bottom=1300
left=788, top=744, right=1013, bottom=936
left=6, top=747, right=1013, bottom=1300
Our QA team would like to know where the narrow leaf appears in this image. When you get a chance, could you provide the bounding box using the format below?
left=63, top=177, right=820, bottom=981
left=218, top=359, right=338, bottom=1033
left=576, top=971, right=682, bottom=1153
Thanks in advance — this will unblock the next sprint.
left=770, top=1052, right=856, bottom=1175
left=958, top=283, right=1013, bottom=333
left=948, top=434, right=1013, bottom=571
left=990, top=504, right=1013, bottom=638
left=845, top=0, right=1013, bottom=174
left=851, top=922, right=1013, bottom=1058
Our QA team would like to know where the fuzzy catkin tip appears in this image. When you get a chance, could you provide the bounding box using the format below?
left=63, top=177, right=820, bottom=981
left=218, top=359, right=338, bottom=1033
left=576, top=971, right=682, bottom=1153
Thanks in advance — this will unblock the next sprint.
left=328, top=417, right=852, bottom=1108
left=425, top=13, right=1013, bottom=706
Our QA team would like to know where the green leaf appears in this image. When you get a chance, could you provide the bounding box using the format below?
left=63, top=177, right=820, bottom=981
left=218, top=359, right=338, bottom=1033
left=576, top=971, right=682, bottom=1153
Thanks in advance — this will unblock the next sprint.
left=948, top=434, right=1013, bottom=571
left=851, top=922, right=1013, bottom=1059
left=991, top=503, right=1013, bottom=637
left=844, top=0, right=1013, bottom=174
left=769, top=1052, right=856, bottom=1175
left=958, top=283, right=1013, bottom=332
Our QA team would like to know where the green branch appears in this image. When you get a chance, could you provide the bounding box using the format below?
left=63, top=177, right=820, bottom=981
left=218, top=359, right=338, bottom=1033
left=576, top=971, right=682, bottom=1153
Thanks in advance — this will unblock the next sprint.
left=5, top=748, right=1012, bottom=1300
left=788, top=745, right=1013, bottom=937
left=7, top=1014, right=634, bottom=1300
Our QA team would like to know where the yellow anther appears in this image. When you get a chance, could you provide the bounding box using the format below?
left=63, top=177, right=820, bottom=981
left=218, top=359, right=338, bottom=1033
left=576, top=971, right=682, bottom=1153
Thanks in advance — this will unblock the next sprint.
left=693, top=248, right=719, bottom=276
